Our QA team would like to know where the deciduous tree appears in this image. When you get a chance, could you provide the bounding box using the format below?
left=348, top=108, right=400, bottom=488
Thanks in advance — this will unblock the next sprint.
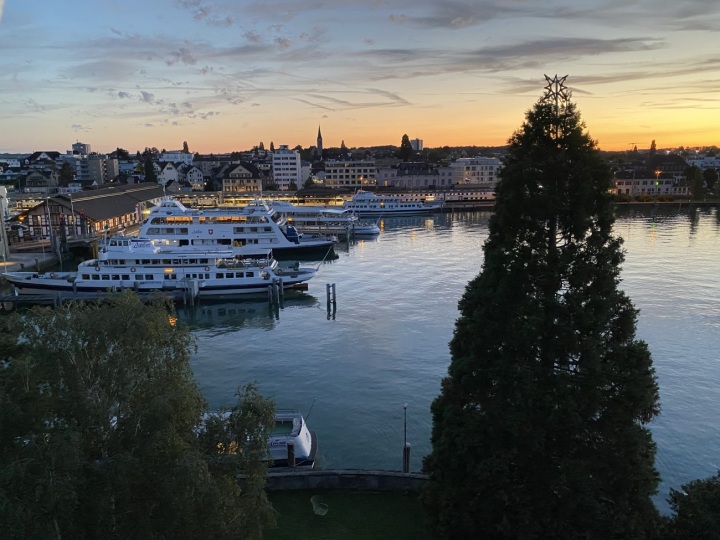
left=423, top=82, right=660, bottom=539
left=0, top=293, right=276, bottom=539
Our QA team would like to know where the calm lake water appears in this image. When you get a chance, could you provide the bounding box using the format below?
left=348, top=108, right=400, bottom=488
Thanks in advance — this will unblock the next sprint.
left=183, top=205, right=720, bottom=512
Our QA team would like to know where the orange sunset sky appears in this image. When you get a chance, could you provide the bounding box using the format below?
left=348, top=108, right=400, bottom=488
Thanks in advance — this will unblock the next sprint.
left=0, top=0, right=718, bottom=154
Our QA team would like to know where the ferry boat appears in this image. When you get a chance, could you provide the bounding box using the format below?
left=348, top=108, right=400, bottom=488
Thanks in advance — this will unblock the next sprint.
left=341, top=190, right=443, bottom=217
left=270, top=200, right=380, bottom=238
left=139, top=199, right=336, bottom=257
left=2, top=237, right=317, bottom=300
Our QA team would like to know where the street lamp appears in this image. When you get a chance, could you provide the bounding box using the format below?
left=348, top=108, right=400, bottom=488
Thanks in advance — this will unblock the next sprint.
left=655, top=170, right=661, bottom=195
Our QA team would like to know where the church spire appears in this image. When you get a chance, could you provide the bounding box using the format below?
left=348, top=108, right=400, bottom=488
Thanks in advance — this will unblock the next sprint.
left=316, top=125, right=323, bottom=157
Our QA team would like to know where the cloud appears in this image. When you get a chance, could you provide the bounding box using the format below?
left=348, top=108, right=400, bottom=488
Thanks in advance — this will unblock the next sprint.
left=71, top=124, right=90, bottom=132
left=139, top=91, right=155, bottom=103
left=166, top=47, right=197, bottom=66
left=118, top=91, right=132, bottom=99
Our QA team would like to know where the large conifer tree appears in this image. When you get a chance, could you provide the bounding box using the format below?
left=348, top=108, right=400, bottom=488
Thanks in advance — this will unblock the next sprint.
left=423, top=79, right=660, bottom=539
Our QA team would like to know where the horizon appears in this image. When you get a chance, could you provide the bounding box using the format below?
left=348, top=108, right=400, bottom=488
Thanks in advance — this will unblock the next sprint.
left=1, top=1, right=719, bottom=154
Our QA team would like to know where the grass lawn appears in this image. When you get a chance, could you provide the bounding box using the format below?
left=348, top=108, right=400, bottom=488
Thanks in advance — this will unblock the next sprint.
left=265, top=490, right=431, bottom=540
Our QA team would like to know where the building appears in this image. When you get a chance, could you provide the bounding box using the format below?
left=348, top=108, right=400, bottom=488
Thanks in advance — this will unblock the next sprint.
left=87, top=154, right=119, bottom=185
left=612, top=170, right=689, bottom=197
left=323, top=159, right=377, bottom=190
left=160, top=151, right=194, bottom=165
left=271, top=145, right=302, bottom=191
left=450, top=157, right=501, bottom=187
left=72, top=142, right=91, bottom=156
left=222, top=162, right=263, bottom=193
left=7, top=183, right=165, bottom=248
left=410, top=138, right=423, bottom=152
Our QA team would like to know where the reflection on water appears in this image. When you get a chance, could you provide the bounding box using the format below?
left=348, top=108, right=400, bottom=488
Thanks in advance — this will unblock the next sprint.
left=178, top=293, right=321, bottom=335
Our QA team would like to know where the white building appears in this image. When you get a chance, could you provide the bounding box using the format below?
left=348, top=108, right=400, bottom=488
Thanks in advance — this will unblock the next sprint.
left=450, top=157, right=501, bottom=187
left=271, top=145, right=302, bottom=191
left=410, top=138, right=423, bottom=152
left=160, top=151, right=194, bottom=165
left=323, top=159, right=377, bottom=189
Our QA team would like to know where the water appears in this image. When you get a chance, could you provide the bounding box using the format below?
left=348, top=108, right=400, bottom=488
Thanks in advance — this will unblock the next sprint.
left=185, top=206, right=720, bottom=512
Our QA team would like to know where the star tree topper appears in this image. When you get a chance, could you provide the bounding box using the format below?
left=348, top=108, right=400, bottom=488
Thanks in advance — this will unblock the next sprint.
left=544, top=74, right=570, bottom=105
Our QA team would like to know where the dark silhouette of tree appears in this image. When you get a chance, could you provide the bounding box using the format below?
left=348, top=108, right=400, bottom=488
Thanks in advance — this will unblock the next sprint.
left=183, top=140, right=190, bottom=153
left=0, top=294, right=276, bottom=539
left=270, top=141, right=275, bottom=153
left=664, top=472, right=720, bottom=539
left=59, top=161, right=75, bottom=186
left=423, top=85, right=660, bottom=539
left=650, top=139, right=657, bottom=156
left=143, top=155, right=157, bottom=183
left=702, top=168, right=718, bottom=192
left=398, top=134, right=413, bottom=161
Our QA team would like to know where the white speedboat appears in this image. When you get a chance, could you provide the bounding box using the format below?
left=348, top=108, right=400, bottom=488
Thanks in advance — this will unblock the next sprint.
left=139, top=199, right=336, bottom=257
left=269, top=409, right=318, bottom=468
left=2, top=237, right=317, bottom=300
left=341, top=190, right=443, bottom=217
left=201, top=408, right=317, bottom=469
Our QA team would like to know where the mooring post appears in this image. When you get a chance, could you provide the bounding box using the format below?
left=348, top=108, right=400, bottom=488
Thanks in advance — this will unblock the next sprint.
left=403, top=403, right=410, bottom=473
left=287, top=442, right=296, bottom=467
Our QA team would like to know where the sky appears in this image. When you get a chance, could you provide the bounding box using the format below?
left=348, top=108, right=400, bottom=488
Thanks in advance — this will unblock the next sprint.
left=0, top=0, right=719, bottom=155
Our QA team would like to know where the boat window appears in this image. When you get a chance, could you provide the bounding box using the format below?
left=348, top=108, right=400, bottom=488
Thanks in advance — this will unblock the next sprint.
left=246, top=271, right=254, bottom=277
left=82, top=274, right=90, bottom=279
left=225, top=273, right=233, bottom=278
left=122, top=275, right=130, bottom=280
left=91, top=275, right=99, bottom=280
left=145, top=275, right=153, bottom=280
left=236, top=272, right=244, bottom=278
left=216, top=273, right=224, bottom=279
left=101, top=275, right=110, bottom=280
left=112, top=275, right=120, bottom=280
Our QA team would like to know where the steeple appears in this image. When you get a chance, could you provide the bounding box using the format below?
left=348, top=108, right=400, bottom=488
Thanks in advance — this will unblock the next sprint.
left=316, top=125, right=323, bottom=157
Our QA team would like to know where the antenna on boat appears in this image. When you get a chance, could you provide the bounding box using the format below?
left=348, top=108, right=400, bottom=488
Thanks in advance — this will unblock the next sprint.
left=305, top=397, right=317, bottom=420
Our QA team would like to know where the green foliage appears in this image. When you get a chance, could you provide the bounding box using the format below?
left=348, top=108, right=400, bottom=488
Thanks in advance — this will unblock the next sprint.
left=59, top=162, right=75, bottom=185
left=0, top=293, right=276, bottom=539
left=664, top=472, right=720, bottom=540
left=144, top=155, right=158, bottom=183
left=398, top=134, right=413, bottom=162
left=423, top=91, right=660, bottom=539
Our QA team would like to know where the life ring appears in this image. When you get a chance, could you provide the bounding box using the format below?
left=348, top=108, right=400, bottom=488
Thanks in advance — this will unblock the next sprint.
left=259, top=265, right=264, bottom=269
left=208, top=229, right=214, bottom=235
left=204, top=266, right=210, bottom=271
left=95, top=266, right=100, bottom=272
left=50, top=272, right=56, bottom=278
left=130, top=267, right=136, bottom=273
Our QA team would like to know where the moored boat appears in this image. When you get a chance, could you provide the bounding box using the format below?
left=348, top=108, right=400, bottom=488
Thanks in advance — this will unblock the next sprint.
left=269, top=409, right=317, bottom=468
left=270, top=200, right=380, bottom=238
left=2, top=237, right=317, bottom=301
left=139, top=199, right=336, bottom=257
left=341, top=190, right=443, bottom=217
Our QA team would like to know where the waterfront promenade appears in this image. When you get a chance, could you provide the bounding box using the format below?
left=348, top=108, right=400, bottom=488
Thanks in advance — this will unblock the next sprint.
left=1, top=248, right=57, bottom=274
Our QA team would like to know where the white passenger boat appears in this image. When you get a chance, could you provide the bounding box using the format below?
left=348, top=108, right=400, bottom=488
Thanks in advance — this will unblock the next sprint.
left=270, top=200, right=380, bottom=238
left=139, top=199, right=336, bottom=257
left=2, top=237, right=317, bottom=300
left=341, top=190, right=443, bottom=217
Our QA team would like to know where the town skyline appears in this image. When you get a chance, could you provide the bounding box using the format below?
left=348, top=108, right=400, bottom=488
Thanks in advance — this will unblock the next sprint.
left=1, top=1, right=719, bottom=154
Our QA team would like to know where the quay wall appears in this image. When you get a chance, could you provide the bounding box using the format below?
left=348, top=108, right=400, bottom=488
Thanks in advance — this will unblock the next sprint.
left=263, top=469, right=428, bottom=492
